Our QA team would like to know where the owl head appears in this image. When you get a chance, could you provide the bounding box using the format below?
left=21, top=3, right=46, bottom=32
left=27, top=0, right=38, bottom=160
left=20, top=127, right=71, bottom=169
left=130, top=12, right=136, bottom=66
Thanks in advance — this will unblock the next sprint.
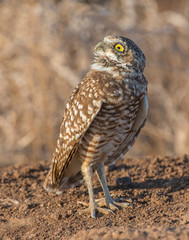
left=92, top=35, right=146, bottom=73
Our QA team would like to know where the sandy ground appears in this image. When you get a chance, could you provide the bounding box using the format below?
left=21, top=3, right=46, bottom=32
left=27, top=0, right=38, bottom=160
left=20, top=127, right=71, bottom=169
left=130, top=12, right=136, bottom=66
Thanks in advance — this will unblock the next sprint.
left=0, top=155, right=189, bottom=239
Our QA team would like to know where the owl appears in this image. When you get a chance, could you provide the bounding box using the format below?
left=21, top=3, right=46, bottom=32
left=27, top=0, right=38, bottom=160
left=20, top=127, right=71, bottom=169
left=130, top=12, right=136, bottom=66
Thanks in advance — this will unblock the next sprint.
left=44, top=35, right=148, bottom=218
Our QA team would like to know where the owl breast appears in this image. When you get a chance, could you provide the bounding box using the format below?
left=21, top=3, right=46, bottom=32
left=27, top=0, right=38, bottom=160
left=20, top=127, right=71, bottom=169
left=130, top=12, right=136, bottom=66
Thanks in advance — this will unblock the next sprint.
left=76, top=97, right=141, bottom=167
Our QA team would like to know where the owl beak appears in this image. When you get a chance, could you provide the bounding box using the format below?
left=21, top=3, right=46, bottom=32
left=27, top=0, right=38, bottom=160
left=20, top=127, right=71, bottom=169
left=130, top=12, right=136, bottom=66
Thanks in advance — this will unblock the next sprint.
left=94, top=41, right=105, bottom=53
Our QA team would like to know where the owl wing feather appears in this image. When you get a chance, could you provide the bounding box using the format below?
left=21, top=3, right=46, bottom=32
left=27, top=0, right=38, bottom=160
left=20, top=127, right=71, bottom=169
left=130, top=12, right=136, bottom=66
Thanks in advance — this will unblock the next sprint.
left=44, top=77, right=103, bottom=191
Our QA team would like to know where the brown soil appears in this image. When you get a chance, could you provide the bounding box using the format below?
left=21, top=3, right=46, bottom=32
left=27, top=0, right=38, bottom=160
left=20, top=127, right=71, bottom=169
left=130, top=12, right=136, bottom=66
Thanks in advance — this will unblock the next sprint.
left=0, top=155, right=189, bottom=239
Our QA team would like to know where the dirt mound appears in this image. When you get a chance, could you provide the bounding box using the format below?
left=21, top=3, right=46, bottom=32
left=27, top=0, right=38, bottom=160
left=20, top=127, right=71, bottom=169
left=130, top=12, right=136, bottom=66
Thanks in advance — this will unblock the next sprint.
left=0, top=155, right=188, bottom=239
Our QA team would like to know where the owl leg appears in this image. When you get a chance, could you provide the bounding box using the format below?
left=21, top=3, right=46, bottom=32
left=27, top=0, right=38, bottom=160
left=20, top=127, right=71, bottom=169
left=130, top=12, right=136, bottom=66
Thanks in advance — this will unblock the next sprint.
left=78, top=163, right=114, bottom=218
left=79, top=164, right=97, bottom=218
left=95, top=163, right=131, bottom=211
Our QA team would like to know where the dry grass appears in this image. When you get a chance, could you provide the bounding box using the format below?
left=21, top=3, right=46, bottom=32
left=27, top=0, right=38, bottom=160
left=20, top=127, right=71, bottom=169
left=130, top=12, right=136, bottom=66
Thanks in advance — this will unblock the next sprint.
left=0, top=0, right=189, bottom=167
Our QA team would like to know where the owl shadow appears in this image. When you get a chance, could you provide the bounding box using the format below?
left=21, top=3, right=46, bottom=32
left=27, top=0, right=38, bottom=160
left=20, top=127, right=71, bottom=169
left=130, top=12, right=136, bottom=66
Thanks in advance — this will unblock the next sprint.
left=92, top=163, right=189, bottom=195
left=110, top=176, right=189, bottom=193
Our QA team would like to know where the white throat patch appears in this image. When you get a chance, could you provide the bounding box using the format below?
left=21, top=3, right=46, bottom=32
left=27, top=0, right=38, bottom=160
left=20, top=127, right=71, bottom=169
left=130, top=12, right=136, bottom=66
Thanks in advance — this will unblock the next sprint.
left=91, top=63, right=119, bottom=78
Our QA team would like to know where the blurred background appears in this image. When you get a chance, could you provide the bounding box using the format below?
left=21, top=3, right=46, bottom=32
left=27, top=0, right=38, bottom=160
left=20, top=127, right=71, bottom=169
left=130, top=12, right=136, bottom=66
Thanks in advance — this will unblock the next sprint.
left=0, top=0, right=189, bottom=167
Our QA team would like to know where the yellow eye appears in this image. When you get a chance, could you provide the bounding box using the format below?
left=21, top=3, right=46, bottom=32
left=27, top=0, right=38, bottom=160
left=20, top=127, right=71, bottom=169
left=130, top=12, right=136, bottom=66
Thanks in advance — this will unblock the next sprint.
left=114, top=43, right=124, bottom=53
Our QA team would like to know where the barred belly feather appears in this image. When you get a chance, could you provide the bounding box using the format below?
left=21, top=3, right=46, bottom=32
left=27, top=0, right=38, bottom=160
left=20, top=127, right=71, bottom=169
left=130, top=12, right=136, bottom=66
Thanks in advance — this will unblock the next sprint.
left=77, top=99, right=139, bottom=167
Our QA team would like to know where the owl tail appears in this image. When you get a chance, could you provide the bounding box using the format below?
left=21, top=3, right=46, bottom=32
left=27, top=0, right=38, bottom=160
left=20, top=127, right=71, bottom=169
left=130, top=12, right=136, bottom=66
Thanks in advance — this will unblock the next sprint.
left=43, top=169, right=61, bottom=194
left=44, top=155, right=84, bottom=194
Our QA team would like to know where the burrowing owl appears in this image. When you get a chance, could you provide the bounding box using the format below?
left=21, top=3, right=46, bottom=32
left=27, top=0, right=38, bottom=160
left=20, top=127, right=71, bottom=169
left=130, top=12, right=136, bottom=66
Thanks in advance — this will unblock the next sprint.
left=44, top=35, right=148, bottom=218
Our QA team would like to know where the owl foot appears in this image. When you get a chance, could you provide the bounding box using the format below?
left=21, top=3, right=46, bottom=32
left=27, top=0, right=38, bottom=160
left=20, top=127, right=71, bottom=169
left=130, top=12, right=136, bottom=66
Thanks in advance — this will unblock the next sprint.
left=77, top=197, right=131, bottom=218
left=77, top=201, right=114, bottom=218
left=96, top=197, right=132, bottom=210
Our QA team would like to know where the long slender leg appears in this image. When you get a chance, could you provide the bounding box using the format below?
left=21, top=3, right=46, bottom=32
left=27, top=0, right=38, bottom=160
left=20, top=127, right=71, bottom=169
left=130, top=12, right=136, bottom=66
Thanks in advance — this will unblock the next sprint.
left=96, top=162, right=131, bottom=210
left=95, top=163, right=118, bottom=210
left=81, top=164, right=96, bottom=218
left=78, top=163, right=115, bottom=218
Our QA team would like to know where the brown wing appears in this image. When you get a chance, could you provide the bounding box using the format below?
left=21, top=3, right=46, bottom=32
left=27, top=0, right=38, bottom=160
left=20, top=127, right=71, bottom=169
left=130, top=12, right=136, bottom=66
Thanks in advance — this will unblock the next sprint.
left=43, top=77, right=102, bottom=192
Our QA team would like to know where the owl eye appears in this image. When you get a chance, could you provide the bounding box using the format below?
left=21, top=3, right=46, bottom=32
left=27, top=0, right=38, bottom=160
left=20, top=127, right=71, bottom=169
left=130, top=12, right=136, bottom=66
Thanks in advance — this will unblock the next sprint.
left=114, top=43, right=125, bottom=53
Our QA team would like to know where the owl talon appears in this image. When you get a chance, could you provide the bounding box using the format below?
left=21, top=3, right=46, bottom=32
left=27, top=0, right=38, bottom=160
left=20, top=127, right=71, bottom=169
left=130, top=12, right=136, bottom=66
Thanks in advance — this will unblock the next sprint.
left=96, top=207, right=114, bottom=215
left=77, top=201, right=89, bottom=207
left=78, top=207, right=97, bottom=219
left=95, top=197, right=131, bottom=210
left=78, top=205, right=114, bottom=218
left=114, top=201, right=132, bottom=208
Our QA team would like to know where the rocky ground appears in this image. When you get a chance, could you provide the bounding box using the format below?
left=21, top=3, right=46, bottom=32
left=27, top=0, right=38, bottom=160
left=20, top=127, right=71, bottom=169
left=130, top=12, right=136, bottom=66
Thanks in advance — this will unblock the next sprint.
left=0, top=155, right=189, bottom=239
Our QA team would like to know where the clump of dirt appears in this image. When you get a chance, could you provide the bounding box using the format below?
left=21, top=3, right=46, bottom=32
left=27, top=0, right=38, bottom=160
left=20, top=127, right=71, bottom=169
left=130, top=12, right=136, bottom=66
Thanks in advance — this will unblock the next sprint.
left=0, top=155, right=189, bottom=239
